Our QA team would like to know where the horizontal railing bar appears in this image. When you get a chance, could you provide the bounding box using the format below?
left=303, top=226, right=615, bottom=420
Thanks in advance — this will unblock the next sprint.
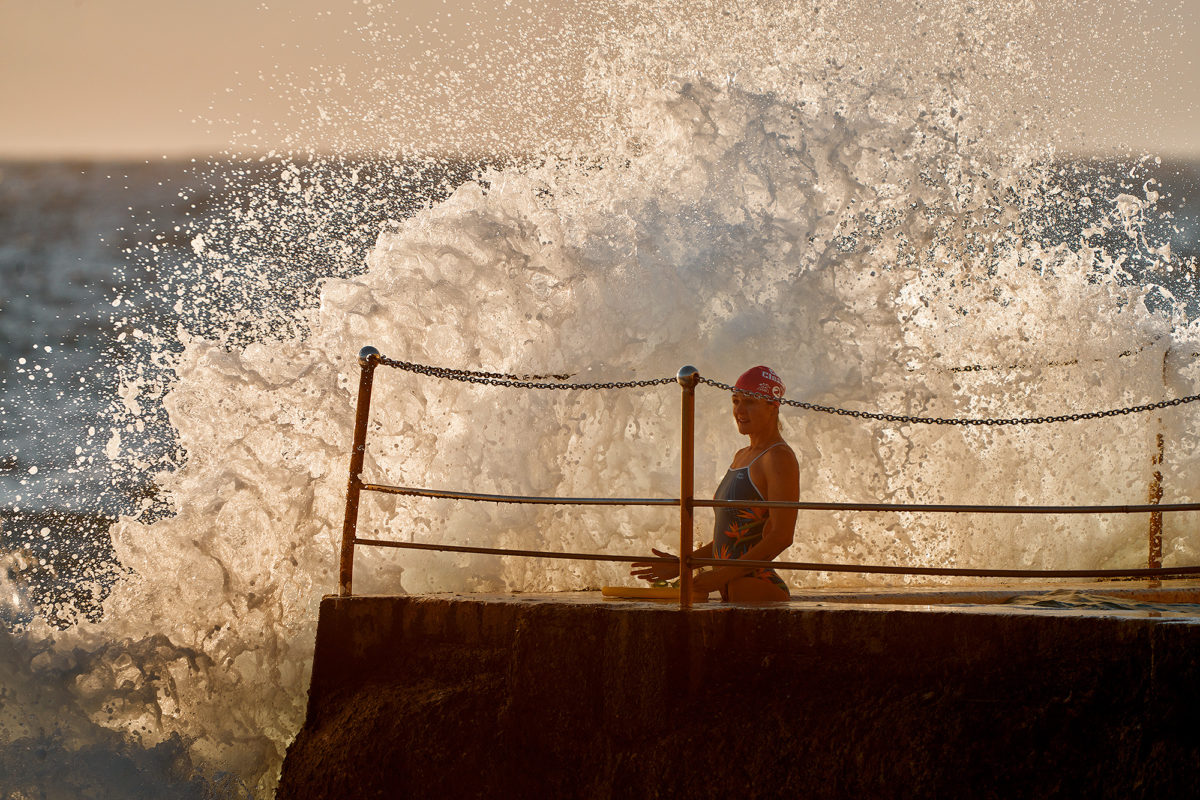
left=697, top=499, right=1200, bottom=515
left=355, top=538, right=1200, bottom=579
left=365, top=483, right=1200, bottom=515
left=361, top=483, right=678, bottom=507
left=691, top=557, right=1200, bottom=579
left=354, top=538, right=679, bottom=565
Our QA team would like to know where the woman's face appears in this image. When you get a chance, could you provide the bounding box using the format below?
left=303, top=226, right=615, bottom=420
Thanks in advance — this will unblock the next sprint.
left=731, top=392, right=776, bottom=436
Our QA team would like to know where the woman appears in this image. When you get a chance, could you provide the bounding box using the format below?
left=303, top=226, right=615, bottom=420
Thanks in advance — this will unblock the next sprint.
left=632, top=366, right=799, bottom=602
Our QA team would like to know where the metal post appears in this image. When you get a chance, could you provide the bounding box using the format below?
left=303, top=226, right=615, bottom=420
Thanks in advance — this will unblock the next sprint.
left=1147, top=347, right=1170, bottom=576
left=677, top=366, right=699, bottom=609
left=1148, top=430, right=1164, bottom=571
left=339, top=346, right=381, bottom=597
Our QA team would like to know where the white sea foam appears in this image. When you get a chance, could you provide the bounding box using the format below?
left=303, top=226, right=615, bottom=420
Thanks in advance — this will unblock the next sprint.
left=2, top=2, right=1197, bottom=797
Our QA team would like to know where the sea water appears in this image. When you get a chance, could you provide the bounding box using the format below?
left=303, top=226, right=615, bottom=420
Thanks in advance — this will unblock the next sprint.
left=2, top=1, right=1199, bottom=796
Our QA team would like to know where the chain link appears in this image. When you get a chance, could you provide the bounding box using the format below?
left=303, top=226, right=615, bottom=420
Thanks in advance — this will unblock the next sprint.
left=377, top=355, right=676, bottom=391
left=698, top=377, right=1200, bottom=426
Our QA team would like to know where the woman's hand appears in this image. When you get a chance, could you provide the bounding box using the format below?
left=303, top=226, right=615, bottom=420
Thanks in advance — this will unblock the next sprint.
left=630, top=547, right=680, bottom=584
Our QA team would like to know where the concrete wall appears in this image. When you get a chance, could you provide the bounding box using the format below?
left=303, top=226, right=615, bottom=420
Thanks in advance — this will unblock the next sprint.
left=277, top=593, right=1200, bottom=799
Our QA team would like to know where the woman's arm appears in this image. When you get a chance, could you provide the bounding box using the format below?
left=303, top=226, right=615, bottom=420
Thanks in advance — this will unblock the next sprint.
left=630, top=541, right=713, bottom=583
left=693, top=446, right=799, bottom=593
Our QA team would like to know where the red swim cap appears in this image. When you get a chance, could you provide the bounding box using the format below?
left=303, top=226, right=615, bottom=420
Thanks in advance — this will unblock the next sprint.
left=734, top=366, right=785, bottom=403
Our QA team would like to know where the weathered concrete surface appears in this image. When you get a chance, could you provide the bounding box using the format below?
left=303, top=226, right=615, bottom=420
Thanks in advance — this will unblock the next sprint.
left=277, top=593, right=1200, bottom=799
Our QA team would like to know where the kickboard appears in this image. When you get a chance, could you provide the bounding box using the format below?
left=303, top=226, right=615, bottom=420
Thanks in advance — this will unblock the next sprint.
left=602, top=585, right=680, bottom=600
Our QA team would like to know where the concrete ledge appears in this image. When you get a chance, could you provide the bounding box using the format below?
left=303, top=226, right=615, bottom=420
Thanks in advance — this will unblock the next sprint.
left=278, top=592, right=1200, bottom=799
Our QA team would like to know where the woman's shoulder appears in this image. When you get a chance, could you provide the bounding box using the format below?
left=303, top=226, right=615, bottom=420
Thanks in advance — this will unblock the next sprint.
left=759, top=441, right=798, bottom=469
left=747, top=441, right=799, bottom=498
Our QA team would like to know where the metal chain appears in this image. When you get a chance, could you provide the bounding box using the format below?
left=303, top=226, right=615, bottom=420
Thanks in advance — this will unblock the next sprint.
left=378, top=355, right=676, bottom=391
left=698, top=377, right=1200, bottom=426
left=372, top=353, right=1200, bottom=421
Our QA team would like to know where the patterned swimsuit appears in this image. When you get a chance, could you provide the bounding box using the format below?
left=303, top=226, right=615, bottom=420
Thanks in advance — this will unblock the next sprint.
left=711, top=443, right=790, bottom=598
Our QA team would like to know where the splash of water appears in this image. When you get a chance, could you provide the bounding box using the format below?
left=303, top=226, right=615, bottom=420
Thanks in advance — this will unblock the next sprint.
left=3, top=1, right=1198, bottom=796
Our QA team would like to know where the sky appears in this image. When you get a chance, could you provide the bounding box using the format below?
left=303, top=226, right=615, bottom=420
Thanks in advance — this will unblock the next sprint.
left=0, top=0, right=1196, bottom=160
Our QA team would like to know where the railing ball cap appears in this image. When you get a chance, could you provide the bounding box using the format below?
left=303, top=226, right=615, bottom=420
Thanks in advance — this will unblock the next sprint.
left=677, top=365, right=700, bottom=387
left=358, top=345, right=381, bottom=367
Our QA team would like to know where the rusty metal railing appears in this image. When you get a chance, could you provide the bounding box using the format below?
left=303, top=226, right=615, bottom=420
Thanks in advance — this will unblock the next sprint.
left=338, top=346, right=1200, bottom=608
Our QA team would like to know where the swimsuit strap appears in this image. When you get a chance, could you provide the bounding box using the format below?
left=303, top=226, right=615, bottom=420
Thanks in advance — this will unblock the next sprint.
left=744, top=440, right=788, bottom=468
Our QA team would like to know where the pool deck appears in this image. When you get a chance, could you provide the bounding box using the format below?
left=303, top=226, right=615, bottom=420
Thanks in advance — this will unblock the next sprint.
left=278, top=586, right=1200, bottom=799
